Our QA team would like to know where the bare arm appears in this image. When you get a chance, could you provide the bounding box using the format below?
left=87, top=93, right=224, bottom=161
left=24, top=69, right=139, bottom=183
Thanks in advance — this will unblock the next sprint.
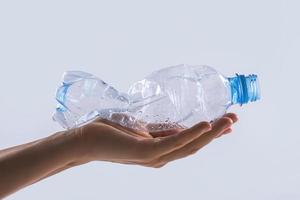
left=0, top=130, right=85, bottom=198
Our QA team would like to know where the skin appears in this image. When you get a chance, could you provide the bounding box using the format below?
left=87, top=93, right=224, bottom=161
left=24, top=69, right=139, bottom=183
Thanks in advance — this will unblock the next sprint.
left=0, top=113, right=238, bottom=198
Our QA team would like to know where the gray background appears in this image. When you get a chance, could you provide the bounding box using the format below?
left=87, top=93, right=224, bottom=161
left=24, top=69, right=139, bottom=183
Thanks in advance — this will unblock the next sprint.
left=0, top=0, right=299, bottom=199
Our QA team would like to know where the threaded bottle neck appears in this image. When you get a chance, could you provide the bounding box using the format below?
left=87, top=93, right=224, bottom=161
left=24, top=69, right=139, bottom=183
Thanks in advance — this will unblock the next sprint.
left=228, top=74, right=260, bottom=105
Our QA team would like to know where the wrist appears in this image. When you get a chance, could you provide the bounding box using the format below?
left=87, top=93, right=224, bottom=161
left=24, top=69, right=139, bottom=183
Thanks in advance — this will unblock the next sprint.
left=45, top=130, right=89, bottom=168
left=61, top=128, right=92, bottom=166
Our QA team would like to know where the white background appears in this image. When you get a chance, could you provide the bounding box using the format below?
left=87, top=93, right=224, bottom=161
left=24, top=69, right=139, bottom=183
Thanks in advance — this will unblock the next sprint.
left=0, top=0, right=299, bottom=199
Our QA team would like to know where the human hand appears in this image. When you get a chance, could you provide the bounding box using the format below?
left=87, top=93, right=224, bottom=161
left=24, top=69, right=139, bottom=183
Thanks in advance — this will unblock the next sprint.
left=0, top=113, right=237, bottom=198
left=73, top=113, right=238, bottom=168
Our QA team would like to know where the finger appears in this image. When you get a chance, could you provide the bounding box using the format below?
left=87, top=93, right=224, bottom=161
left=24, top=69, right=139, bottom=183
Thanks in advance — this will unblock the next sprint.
left=213, top=113, right=237, bottom=138
left=149, top=114, right=237, bottom=138
left=223, top=113, right=238, bottom=123
left=149, top=117, right=233, bottom=164
left=151, top=121, right=212, bottom=156
left=200, top=117, right=233, bottom=140
left=222, top=127, right=232, bottom=135
left=215, top=127, right=232, bottom=138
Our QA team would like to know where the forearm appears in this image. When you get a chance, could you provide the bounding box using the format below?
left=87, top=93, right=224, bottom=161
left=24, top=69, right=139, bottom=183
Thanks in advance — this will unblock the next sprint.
left=0, top=130, right=86, bottom=198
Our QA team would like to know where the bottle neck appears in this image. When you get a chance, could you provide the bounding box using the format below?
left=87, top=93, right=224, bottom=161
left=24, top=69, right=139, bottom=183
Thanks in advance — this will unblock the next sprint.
left=227, top=74, right=260, bottom=105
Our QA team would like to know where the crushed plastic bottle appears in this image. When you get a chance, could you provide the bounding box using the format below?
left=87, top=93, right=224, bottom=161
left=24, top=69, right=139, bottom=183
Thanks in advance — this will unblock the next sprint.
left=53, top=64, right=260, bottom=131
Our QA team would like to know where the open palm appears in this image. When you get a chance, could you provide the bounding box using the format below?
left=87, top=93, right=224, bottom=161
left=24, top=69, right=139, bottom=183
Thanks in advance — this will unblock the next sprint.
left=77, top=113, right=238, bottom=168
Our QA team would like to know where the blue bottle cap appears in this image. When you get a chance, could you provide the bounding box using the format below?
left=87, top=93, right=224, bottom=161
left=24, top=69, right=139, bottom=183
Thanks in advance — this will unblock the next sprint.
left=228, top=74, right=261, bottom=105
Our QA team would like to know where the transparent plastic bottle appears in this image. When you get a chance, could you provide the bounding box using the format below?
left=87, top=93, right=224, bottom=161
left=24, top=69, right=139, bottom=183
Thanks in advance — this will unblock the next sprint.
left=53, top=64, right=260, bottom=131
